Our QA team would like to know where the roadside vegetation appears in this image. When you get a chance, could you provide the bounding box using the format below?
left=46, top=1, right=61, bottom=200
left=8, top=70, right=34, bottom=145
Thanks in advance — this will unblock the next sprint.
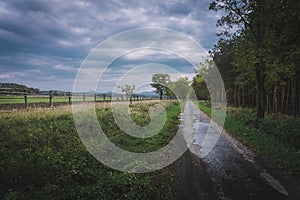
left=0, top=101, right=180, bottom=199
left=198, top=101, right=300, bottom=179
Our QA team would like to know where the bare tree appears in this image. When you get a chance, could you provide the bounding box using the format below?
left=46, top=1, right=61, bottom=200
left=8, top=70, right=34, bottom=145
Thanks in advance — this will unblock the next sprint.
left=118, top=84, right=135, bottom=104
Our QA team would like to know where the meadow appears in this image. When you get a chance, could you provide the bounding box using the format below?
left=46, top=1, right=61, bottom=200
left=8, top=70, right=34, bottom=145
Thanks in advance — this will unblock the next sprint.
left=0, top=101, right=181, bottom=199
left=0, top=96, right=101, bottom=104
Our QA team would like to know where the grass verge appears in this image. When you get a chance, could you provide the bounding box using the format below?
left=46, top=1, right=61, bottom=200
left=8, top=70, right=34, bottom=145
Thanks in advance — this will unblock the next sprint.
left=198, top=101, right=300, bottom=179
left=0, top=101, right=181, bottom=199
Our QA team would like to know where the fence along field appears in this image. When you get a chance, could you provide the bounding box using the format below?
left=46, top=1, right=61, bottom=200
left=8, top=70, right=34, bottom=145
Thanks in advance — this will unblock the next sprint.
left=0, top=88, right=158, bottom=110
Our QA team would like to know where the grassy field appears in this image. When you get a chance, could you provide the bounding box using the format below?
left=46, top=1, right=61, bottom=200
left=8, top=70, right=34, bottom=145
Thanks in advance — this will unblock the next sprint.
left=198, top=101, right=300, bottom=179
left=0, top=101, right=181, bottom=199
left=0, top=96, right=106, bottom=104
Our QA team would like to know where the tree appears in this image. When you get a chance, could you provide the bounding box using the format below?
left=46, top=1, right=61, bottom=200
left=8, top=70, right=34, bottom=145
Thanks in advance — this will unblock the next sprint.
left=192, top=74, right=209, bottom=100
left=210, top=39, right=238, bottom=104
left=171, top=77, right=190, bottom=100
left=210, top=0, right=274, bottom=121
left=118, top=84, right=135, bottom=104
left=209, top=0, right=300, bottom=119
left=0, top=82, right=40, bottom=94
left=151, top=74, right=170, bottom=100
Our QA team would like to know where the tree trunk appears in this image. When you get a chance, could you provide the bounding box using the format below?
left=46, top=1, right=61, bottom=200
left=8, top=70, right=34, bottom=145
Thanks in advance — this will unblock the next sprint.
left=256, top=65, right=266, bottom=122
left=254, top=0, right=266, bottom=123
left=242, top=88, right=245, bottom=106
left=292, top=74, right=299, bottom=118
left=234, top=85, right=237, bottom=106
left=285, top=81, right=290, bottom=114
left=238, top=86, right=241, bottom=107
left=266, top=94, right=269, bottom=114
left=292, top=79, right=295, bottom=117
left=280, top=86, right=285, bottom=114
left=274, top=86, right=277, bottom=114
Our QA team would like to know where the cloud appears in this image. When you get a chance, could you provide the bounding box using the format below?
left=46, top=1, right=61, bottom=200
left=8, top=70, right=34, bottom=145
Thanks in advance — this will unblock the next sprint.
left=122, top=49, right=178, bottom=61
left=54, top=64, right=77, bottom=72
left=0, top=72, right=26, bottom=79
left=0, top=0, right=219, bottom=91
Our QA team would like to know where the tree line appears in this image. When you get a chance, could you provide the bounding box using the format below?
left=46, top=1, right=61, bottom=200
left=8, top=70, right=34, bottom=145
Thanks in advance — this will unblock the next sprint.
left=0, top=83, right=40, bottom=94
left=193, top=0, right=299, bottom=121
left=151, top=73, right=191, bottom=100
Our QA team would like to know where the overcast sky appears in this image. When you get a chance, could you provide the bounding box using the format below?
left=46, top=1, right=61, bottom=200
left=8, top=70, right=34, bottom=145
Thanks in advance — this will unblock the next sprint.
left=0, top=0, right=221, bottom=92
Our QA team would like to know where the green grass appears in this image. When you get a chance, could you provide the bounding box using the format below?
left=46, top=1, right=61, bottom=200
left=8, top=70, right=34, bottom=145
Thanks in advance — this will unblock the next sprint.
left=99, top=102, right=181, bottom=153
left=0, top=96, right=108, bottom=104
left=199, top=101, right=300, bottom=179
left=0, top=101, right=180, bottom=199
left=0, top=97, right=25, bottom=104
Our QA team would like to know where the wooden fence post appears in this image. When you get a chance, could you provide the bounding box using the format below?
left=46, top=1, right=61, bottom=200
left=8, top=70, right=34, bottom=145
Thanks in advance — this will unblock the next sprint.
left=103, top=93, right=106, bottom=101
left=24, top=90, right=28, bottom=109
left=49, top=90, right=53, bottom=107
left=68, top=92, right=71, bottom=105
left=94, top=93, right=97, bottom=102
left=83, top=93, right=85, bottom=102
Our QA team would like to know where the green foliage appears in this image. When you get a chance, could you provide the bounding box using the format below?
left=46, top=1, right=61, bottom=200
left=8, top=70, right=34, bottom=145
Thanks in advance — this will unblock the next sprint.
left=0, top=101, right=180, bottom=199
left=198, top=101, right=211, bottom=116
left=209, top=0, right=300, bottom=119
left=98, top=101, right=180, bottom=153
left=151, top=74, right=171, bottom=99
left=0, top=83, right=40, bottom=95
left=170, top=77, right=190, bottom=100
left=259, top=116, right=300, bottom=149
left=191, top=75, right=209, bottom=100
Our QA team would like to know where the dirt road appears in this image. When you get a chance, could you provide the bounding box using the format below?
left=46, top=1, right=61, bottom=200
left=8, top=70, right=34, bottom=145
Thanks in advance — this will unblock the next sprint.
left=176, top=100, right=300, bottom=200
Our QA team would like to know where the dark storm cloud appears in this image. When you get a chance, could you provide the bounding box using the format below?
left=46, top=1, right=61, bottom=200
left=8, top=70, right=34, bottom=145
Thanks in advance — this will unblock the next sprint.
left=0, top=0, right=220, bottom=90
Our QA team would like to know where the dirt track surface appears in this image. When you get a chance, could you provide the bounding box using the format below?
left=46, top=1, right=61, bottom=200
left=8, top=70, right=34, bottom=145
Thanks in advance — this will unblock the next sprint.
left=173, top=100, right=300, bottom=200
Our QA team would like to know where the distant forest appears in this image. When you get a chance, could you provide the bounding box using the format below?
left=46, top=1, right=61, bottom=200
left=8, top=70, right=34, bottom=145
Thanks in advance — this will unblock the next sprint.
left=0, top=83, right=40, bottom=95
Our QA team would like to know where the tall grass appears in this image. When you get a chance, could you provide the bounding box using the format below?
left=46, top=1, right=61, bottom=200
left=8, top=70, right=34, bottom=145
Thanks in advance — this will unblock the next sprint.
left=0, top=101, right=180, bottom=199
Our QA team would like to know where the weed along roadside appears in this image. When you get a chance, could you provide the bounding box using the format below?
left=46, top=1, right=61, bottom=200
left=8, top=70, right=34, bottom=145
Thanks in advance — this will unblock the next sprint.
left=0, top=100, right=201, bottom=199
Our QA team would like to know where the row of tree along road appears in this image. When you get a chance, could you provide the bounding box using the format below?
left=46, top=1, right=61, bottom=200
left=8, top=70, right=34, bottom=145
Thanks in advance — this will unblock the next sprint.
left=192, top=0, right=299, bottom=124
